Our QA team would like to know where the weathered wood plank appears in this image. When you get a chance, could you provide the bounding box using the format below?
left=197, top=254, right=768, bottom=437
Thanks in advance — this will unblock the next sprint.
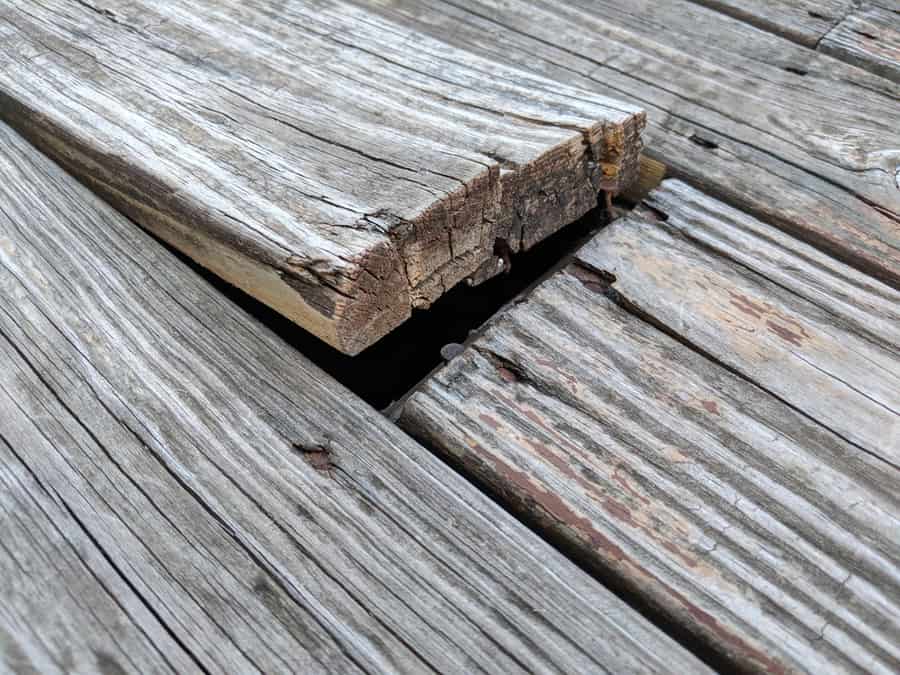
left=0, top=0, right=644, bottom=354
left=364, top=0, right=900, bottom=288
left=0, top=123, right=705, bottom=672
left=0, top=437, right=195, bottom=674
left=820, top=3, right=900, bottom=83
left=581, top=180, right=900, bottom=465
left=399, top=189, right=900, bottom=673
left=687, top=0, right=855, bottom=47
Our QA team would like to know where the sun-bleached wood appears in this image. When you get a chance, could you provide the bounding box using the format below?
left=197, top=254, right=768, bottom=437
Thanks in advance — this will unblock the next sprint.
left=0, top=0, right=644, bottom=355
left=689, top=0, right=899, bottom=83
left=584, top=180, right=900, bottom=464
left=687, top=0, right=856, bottom=46
left=0, top=438, right=197, bottom=674
left=365, top=0, right=900, bottom=289
left=0, top=122, right=705, bottom=673
left=820, top=3, right=900, bottom=83
left=399, top=184, right=900, bottom=674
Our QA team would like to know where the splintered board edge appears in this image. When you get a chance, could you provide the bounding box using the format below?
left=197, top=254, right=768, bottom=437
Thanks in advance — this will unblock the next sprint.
left=0, top=0, right=644, bottom=354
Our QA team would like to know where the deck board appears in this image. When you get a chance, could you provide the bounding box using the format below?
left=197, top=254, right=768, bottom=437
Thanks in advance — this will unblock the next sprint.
left=688, top=0, right=899, bottom=83
left=0, top=435, right=195, bottom=674
left=0, top=0, right=643, bottom=354
left=820, top=3, right=900, bottom=83
left=0, top=122, right=705, bottom=673
left=686, top=0, right=855, bottom=47
left=586, top=180, right=900, bottom=465
left=367, top=0, right=900, bottom=289
left=399, top=181, right=900, bottom=674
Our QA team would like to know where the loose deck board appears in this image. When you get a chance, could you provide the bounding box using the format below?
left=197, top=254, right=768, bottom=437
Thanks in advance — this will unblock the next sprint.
left=366, top=0, right=900, bottom=288
left=0, top=124, right=705, bottom=673
left=399, top=181, right=900, bottom=674
left=0, top=0, right=644, bottom=354
left=820, top=3, right=900, bottom=83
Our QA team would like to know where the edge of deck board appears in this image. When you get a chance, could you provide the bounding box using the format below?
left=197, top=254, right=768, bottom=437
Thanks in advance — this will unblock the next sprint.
left=365, top=0, right=900, bottom=290
left=399, top=181, right=900, bottom=674
left=0, top=121, right=705, bottom=673
left=0, top=0, right=645, bottom=354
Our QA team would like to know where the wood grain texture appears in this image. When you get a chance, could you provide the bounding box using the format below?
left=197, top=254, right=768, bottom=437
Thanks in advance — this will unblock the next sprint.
left=581, top=180, right=900, bottom=465
left=0, top=0, right=644, bottom=354
left=687, top=0, right=856, bottom=46
left=820, top=3, right=900, bottom=83
left=0, top=123, right=705, bottom=673
left=364, top=0, right=900, bottom=288
left=399, top=191, right=900, bottom=674
left=0, top=436, right=196, bottom=675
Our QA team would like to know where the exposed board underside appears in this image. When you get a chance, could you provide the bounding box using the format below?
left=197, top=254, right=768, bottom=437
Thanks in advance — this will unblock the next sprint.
left=0, top=0, right=644, bottom=354
left=365, top=0, right=900, bottom=290
left=0, top=122, right=707, bottom=673
left=399, top=180, right=900, bottom=674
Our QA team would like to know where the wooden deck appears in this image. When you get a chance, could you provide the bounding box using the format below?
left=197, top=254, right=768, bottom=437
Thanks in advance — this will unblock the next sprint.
left=1, top=1, right=898, bottom=673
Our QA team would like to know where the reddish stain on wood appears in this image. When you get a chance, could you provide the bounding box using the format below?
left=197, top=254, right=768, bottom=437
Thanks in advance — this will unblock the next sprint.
left=728, top=292, right=767, bottom=319
left=701, top=400, right=720, bottom=415
left=766, top=320, right=808, bottom=346
left=603, top=497, right=637, bottom=527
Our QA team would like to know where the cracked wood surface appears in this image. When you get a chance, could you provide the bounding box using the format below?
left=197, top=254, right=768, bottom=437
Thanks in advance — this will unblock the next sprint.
left=0, top=438, right=196, bottom=674
left=364, top=0, right=900, bottom=289
left=0, top=122, right=707, bottom=673
left=587, top=180, right=900, bottom=465
left=686, top=0, right=857, bottom=47
left=689, top=0, right=899, bottom=83
left=0, top=0, right=644, bottom=355
left=820, top=3, right=900, bottom=83
left=399, top=181, right=900, bottom=674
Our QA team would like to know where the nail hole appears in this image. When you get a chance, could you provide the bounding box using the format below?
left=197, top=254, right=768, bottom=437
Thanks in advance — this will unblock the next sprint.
left=784, top=66, right=808, bottom=76
left=642, top=203, right=670, bottom=222
left=689, top=134, right=718, bottom=150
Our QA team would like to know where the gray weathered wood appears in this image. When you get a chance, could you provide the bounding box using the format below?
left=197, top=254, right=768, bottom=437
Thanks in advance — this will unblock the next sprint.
left=0, top=0, right=644, bottom=354
left=581, top=180, right=900, bottom=465
left=364, top=0, right=900, bottom=289
left=399, top=189, right=900, bottom=673
left=820, top=3, right=900, bottom=83
left=687, top=0, right=856, bottom=47
left=0, top=122, right=705, bottom=673
left=0, top=437, right=195, bottom=674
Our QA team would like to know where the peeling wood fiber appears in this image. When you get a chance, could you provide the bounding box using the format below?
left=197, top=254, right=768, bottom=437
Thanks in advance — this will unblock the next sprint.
left=0, top=0, right=644, bottom=354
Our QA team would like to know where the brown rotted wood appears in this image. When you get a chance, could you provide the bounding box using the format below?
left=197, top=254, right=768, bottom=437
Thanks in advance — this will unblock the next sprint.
left=820, top=3, right=900, bottom=83
left=399, top=186, right=900, bottom=674
left=0, top=0, right=644, bottom=354
left=0, top=122, right=706, bottom=673
left=363, top=0, right=900, bottom=289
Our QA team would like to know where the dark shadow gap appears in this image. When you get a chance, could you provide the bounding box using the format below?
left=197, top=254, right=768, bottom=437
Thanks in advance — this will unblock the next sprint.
left=161, top=206, right=612, bottom=409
